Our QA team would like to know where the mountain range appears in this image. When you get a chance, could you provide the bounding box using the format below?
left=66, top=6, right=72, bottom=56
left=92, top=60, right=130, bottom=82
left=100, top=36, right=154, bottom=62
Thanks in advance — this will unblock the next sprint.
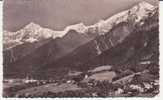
left=3, top=1, right=159, bottom=79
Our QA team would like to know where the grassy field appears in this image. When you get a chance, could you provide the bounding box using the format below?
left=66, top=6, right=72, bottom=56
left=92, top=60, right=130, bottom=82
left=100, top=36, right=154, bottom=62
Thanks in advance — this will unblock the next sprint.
left=14, top=83, right=81, bottom=97
left=88, top=71, right=116, bottom=82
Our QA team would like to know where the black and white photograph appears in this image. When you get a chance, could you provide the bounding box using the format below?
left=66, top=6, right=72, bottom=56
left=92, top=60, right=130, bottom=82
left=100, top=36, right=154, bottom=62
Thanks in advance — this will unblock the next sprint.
left=2, top=0, right=159, bottom=98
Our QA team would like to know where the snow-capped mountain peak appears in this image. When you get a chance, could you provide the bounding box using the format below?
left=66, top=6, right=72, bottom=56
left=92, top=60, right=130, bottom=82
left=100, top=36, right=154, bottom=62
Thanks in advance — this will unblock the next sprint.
left=137, top=1, right=154, bottom=10
left=8, top=22, right=56, bottom=43
left=91, top=1, right=155, bottom=35
left=64, top=22, right=87, bottom=33
left=23, top=22, right=41, bottom=31
left=129, top=1, right=155, bottom=22
left=129, top=1, right=154, bottom=18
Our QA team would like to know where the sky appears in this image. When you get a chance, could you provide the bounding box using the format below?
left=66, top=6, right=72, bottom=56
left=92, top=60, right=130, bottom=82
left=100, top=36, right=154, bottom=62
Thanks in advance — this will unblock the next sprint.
left=3, top=0, right=158, bottom=32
